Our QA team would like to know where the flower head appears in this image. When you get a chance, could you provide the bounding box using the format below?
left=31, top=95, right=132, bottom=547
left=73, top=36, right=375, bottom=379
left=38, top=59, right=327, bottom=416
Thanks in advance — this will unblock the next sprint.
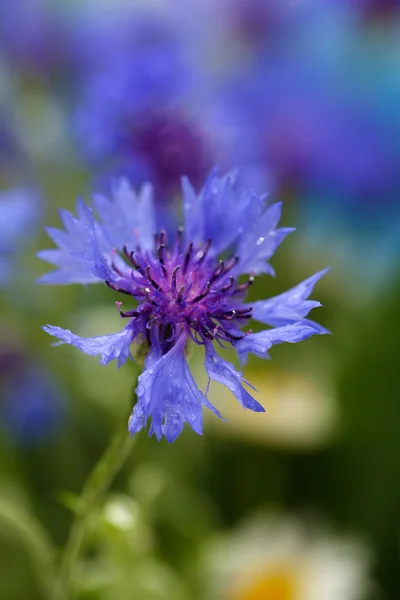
left=39, top=170, right=328, bottom=442
left=204, top=512, right=372, bottom=600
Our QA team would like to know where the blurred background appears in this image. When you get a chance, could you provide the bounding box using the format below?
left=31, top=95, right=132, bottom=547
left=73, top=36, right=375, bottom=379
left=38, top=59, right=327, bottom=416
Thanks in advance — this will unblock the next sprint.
left=1, top=1, right=400, bottom=599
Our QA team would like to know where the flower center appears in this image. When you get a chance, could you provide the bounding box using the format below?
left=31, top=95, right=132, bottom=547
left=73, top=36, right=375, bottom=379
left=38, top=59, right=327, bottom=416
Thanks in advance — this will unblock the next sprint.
left=106, top=229, right=254, bottom=345
left=229, top=568, right=297, bottom=600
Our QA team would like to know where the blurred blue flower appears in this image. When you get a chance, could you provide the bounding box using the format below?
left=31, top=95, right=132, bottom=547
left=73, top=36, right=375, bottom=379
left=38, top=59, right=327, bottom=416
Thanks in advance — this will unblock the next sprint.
left=222, top=51, right=400, bottom=201
left=0, top=187, right=40, bottom=286
left=39, top=170, right=328, bottom=442
left=1, top=361, right=63, bottom=445
left=0, top=0, right=68, bottom=75
left=74, top=16, right=213, bottom=197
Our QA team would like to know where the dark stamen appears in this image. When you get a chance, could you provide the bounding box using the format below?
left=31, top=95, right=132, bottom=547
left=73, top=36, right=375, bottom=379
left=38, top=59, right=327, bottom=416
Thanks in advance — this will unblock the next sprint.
left=157, top=243, right=166, bottom=264
left=191, top=281, right=211, bottom=303
left=172, top=264, right=180, bottom=297
left=197, top=238, right=212, bottom=265
left=210, top=260, right=224, bottom=283
left=218, top=276, right=235, bottom=293
left=237, top=276, right=255, bottom=293
left=220, top=329, right=244, bottom=341
left=183, top=242, right=193, bottom=274
left=236, top=307, right=253, bottom=315
left=145, top=265, right=161, bottom=291
left=119, top=309, right=140, bottom=318
left=224, top=256, right=239, bottom=275
left=105, top=281, right=133, bottom=296
left=123, top=246, right=146, bottom=276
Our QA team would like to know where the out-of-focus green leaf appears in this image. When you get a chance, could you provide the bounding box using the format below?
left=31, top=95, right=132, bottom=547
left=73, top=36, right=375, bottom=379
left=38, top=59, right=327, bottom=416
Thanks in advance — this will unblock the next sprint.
left=0, top=496, right=55, bottom=598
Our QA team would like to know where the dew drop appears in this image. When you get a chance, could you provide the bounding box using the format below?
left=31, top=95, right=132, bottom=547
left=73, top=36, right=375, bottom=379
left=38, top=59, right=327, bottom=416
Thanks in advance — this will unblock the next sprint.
left=256, top=236, right=265, bottom=246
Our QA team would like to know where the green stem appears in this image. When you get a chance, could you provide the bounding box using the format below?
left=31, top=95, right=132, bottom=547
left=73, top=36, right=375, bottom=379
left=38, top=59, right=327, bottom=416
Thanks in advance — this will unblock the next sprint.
left=54, top=390, right=137, bottom=600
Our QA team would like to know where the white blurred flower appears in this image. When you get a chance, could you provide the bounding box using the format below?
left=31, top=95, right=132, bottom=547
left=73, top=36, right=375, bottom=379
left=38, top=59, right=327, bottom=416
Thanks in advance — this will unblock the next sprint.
left=205, top=513, right=372, bottom=600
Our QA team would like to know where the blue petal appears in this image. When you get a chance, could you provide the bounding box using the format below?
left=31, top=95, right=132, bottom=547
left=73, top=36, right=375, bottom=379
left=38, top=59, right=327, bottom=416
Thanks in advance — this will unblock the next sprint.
left=204, top=342, right=265, bottom=413
left=38, top=199, right=111, bottom=285
left=183, top=169, right=252, bottom=257
left=37, top=250, right=101, bottom=285
left=235, top=322, right=330, bottom=367
left=250, top=269, right=330, bottom=332
left=182, top=175, right=204, bottom=247
left=130, top=335, right=221, bottom=442
left=43, top=322, right=137, bottom=367
left=234, top=201, right=295, bottom=276
left=93, top=180, right=156, bottom=251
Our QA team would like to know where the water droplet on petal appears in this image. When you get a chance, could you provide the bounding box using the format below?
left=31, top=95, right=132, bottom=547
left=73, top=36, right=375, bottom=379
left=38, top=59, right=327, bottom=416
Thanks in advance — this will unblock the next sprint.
left=256, top=236, right=265, bottom=246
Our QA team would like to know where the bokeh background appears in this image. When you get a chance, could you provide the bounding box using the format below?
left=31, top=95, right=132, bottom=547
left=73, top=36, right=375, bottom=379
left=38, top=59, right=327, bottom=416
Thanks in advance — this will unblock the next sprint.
left=1, top=1, right=400, bottom=599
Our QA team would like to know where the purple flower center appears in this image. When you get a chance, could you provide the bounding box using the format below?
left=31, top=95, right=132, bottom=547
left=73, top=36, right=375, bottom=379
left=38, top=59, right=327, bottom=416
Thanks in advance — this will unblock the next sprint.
left=106, top=228, right=254, bottom=350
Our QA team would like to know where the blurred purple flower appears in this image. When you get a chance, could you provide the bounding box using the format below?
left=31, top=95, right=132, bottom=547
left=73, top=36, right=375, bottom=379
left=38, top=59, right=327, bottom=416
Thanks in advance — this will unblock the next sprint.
left=39, top=169, right=328, bottom=442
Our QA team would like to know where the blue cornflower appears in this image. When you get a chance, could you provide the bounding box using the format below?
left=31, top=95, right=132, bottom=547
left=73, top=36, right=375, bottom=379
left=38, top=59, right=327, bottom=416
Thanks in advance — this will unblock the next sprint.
left=39, top=170, right=329, bottom=442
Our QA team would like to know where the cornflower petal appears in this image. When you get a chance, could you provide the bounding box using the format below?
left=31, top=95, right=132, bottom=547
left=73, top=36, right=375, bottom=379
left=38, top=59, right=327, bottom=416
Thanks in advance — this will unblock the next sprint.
left=93, top=180, right=156, bottom=251
left=38, top=181, right=156, bottom=285
left=250, top=269, right=330, bottom=331
left=130, top=334, right=221, bottom=442
left=233, top=200, right=295, bottom=276
left=42, top=323, right=137, bottom=368
left=235, top=322, right=329, bottom=367
left=37, top=250, right=100, bottom=285
left=204, top=342, right=265, bottom=413
left=183, top=169, right=252, bottom=256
